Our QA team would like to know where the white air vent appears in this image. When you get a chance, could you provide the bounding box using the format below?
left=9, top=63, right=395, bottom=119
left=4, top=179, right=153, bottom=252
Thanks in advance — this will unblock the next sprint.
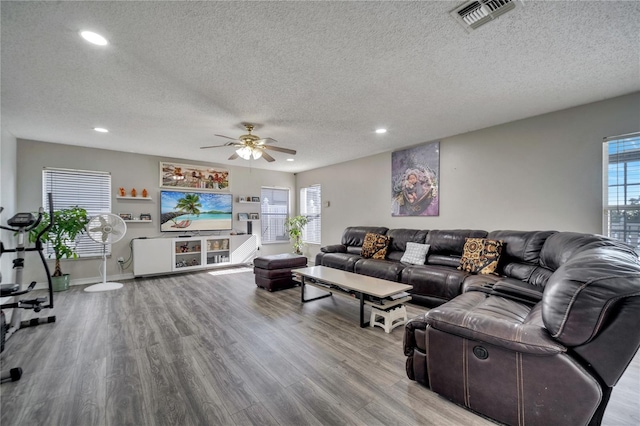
left=450, top=0, right=517, bottom=31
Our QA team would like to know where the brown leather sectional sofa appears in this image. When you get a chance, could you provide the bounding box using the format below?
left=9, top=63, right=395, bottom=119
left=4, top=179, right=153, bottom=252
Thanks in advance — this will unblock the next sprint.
left=316, top=226, right=640, bottom=426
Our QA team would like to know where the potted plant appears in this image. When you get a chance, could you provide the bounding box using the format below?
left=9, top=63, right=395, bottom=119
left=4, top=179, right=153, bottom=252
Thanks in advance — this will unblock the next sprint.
left=29, top=206, right=90, bottom=291
left=284, top=215, right=309, bottom=255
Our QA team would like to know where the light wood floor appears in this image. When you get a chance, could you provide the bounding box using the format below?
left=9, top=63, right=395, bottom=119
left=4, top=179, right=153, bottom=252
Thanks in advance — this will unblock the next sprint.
left=1, top=268, right=638, bottom=425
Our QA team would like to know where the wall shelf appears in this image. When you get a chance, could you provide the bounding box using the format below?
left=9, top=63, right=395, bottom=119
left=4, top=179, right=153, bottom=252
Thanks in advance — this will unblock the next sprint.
left=117, top=196, right=153, bottom=201
left=124, top=219, right=153, bottom=223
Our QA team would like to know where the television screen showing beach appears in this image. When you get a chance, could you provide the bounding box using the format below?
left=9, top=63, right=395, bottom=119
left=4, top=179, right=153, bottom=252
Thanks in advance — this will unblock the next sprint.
left=160, top=191, right=232, bottom=232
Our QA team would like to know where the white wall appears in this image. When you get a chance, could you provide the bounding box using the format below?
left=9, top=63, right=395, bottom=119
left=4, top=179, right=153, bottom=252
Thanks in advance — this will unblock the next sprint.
left=16, top=140, right=296, bottom=285
left=297, top=93, right=640, bottom=261
left=1, top=130, right=18, bottom=285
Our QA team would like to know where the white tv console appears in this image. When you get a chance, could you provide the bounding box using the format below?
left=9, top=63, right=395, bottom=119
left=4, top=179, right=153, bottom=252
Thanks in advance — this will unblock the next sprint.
left=132, top=234, right=257, bottom=277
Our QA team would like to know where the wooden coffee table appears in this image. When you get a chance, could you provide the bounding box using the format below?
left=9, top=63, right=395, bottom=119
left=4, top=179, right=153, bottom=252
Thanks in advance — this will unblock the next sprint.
left=293, top=266, right=412, bottom=328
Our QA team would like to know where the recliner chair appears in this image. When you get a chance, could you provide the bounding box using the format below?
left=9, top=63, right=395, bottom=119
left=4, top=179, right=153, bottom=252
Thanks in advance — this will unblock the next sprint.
left=404, top=233, right=640, bottom=425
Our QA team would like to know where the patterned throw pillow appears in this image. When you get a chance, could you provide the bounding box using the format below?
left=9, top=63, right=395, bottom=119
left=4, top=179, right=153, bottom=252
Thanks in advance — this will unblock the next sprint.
left=400, top=242, right=430, bottom=265
left=361, top=233, right=391, bottom=259
left=458, top=238, right=503, bottom=275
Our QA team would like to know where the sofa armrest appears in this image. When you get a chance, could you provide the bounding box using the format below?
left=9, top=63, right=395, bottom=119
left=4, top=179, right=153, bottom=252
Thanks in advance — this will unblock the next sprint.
left=403, top=313, right=428, bottom=356
left=321, top=244, right=347, bottom=253
left=491, top=278, right=543, bottom=305
left=426, top=292, right=566, bottom=355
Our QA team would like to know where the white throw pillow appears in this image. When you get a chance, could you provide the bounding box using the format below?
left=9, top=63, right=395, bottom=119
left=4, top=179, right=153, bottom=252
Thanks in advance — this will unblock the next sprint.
left=400, top=242, right=430, bottom=265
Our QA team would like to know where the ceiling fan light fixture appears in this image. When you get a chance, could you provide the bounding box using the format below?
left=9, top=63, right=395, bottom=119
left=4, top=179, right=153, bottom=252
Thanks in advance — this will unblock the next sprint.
left=251, top=149, right=263, bottom=160
left=236, top=146, right=252, bottom=160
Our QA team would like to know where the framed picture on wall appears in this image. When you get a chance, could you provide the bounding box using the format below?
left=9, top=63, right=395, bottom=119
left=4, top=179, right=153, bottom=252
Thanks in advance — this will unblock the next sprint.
left=160, top=161, right=229, bottom=191
left=251, top=197, right=260, bottom=202
left=249, top=213, right=259, bottom=220
left=119, top=213, right=133, bottom=220
left=391, top=141, right=440, bottom=217
left=238, top=213, right=249, bottom=221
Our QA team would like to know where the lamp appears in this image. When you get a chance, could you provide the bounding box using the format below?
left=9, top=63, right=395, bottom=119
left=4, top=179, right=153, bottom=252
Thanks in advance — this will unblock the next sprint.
left=236, top=146, right=263, bottom=160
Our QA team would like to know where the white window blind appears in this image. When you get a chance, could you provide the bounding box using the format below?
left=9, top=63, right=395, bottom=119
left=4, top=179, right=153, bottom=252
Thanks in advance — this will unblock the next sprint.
left=300, top=185, right=321, bottom=244
left=260, top=187, right=290, bottom=244
left=604, top=132, right=640, bottom=250
left=42, top=168, right=112, bottom=257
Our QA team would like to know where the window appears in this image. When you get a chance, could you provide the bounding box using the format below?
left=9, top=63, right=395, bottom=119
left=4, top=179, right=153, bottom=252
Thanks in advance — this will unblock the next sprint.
left=42, top=168, right=112, bottom=257
left=260, top=187, right=290, bottom=244
left=300, top=185, right=321, bottom=244
left=604, top=132, right=640, bottom=250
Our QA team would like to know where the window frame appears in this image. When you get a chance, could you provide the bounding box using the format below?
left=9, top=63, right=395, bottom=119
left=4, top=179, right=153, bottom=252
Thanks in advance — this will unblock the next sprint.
left=42, top=167, right=112, bottom=258
left=260, top=186, right=290, bottom=245
left=603, top=132, right=640, bottom=250
left=300, top=184, right=321, bottom=245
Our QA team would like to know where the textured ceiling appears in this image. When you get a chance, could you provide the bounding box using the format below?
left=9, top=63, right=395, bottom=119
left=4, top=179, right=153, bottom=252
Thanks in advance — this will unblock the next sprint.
left=2, top=1, right=639, bottom=173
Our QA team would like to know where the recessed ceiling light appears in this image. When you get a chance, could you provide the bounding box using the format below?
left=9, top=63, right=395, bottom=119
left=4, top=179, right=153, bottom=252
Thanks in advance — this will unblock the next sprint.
left=80, top=31, right=108, bottom=46
left=93, top=127, right=109, bottom=133
left=286, top=158, right=295, bottom=162
left=375, top=128, right=387, bottom=134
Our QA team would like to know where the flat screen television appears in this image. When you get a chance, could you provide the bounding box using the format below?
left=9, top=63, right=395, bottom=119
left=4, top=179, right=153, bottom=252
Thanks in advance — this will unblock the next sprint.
left=160, top=190, right=233, bottom=232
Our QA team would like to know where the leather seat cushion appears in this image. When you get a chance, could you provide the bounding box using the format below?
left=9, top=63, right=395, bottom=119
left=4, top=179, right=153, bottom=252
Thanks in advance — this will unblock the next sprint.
left=427, top=292, right=565, bottom=355
left=402, top=265, right=469, bottom=301
left=253, top=253, right=307, bottom=270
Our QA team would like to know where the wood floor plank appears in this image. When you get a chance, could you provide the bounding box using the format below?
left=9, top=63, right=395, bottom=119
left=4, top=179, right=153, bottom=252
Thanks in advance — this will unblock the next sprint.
left=231, top=403, right=280, bottom=426
left=1, top=269, right=637, bottom=426
left=59, top=357, right=107, bottom=426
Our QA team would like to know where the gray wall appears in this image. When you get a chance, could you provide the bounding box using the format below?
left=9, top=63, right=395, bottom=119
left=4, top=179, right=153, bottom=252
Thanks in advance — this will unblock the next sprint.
left=16, top=140, right=296, bottom=285
left=297, top=93, right=640, bottom=261
left=1, top=130, right=17, bottom=285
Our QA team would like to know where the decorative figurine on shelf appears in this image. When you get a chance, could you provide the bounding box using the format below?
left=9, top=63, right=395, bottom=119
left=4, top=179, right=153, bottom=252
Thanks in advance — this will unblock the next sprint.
left=213, top=240, right=220, bottom=250
left=142, top=188, right=148, bottom=198
left=119, top=187, right=126, bottom=197
left=131, top=188, right=137, bottom=197
left=180, top=242, right=189, bottom=253
left=221, top=239, right=229, bottom=250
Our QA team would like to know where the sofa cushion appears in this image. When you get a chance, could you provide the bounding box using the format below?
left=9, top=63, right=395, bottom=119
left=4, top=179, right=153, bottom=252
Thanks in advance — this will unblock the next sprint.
left=386, top=228, right=428, bottom=252
left=340, top=226, right=389, bottom=248
left=361, top=233, right=390, bottom=259
left=426, top=229, right=488, bottom=256
left=319, top=252, right=362, bottom=272
left=354, top=258, right=404, bottom=281
left=427, top=292, right=566, bottom=355
left=401, top=242, right=430, bottom=265
left=458, top=238, right=503, bottom=275
left=543, top=247, right=640, bottom=347
left=540, top=231, right=636, bottom=271
left=401, top=265, right=469, bottom=302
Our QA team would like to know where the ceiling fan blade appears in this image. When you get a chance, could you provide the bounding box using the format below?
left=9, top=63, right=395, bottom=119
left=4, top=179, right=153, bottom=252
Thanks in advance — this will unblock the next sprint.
left=228, top=152, right=239, bottom=160
left=261, top=151, right=276, bottom=162
left=256, top=137, right=278, bottom=145
left=200, top=142, right=234, bottom=149
left=263, top=145, right=297, bottom=155
left=215, top=134, right=238, bottom=141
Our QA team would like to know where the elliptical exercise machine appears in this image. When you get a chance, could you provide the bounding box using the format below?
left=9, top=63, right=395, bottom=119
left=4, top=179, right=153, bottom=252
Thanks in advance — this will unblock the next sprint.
left=0, top=193, right=55, bottom=383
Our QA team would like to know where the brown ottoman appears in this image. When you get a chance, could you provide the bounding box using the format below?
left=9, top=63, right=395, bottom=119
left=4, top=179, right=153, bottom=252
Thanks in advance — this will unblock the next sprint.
left=254, top=253, right=307, bottom=291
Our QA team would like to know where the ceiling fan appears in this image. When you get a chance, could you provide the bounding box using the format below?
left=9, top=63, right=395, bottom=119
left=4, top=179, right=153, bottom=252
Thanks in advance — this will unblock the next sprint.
left=200, top=124, right=296, bottom=162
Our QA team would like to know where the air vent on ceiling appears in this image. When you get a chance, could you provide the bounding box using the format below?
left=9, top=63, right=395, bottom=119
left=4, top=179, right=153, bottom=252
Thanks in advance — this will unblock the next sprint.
left=450, top=0, right=517, bottom=31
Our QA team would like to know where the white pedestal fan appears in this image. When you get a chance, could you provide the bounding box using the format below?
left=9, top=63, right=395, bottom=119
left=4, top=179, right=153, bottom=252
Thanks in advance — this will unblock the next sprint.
left=84, top=213, right=127, bottom=292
